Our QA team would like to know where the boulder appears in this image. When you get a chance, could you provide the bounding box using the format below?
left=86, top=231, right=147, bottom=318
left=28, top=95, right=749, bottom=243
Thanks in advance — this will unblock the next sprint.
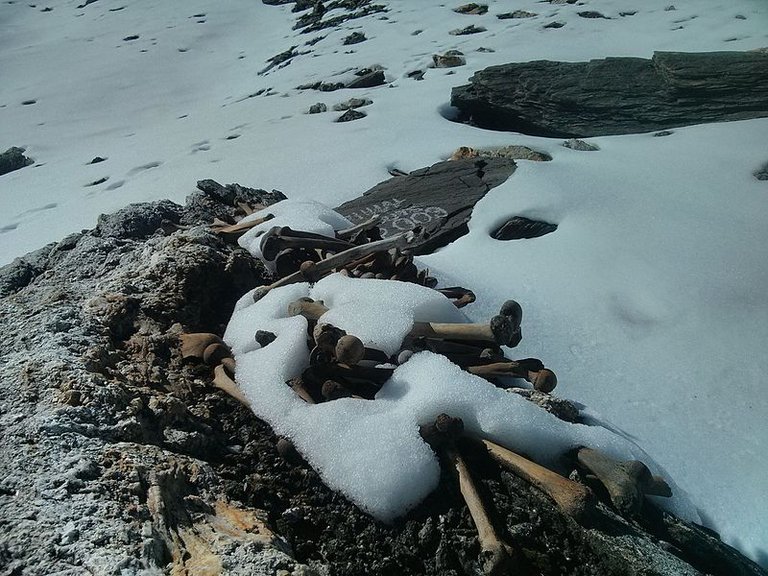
left=451, top=51, right=768, bottom=136
left=0, top=146, right=34, bottom=176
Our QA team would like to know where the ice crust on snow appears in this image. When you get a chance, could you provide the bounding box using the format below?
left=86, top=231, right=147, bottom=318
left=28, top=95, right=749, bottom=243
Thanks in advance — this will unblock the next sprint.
left=224, top=205, right=698, bottom=523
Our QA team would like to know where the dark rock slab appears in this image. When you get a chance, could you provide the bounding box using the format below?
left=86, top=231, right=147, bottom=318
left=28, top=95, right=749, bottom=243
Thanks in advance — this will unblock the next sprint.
left=335, top=158, right=516, bottom=254
left=0, top=147, right=34, bottom=176
left=451, top=51, right=768, bottom=137
left=346, top=69, right=385, bottom=88
left=336, top=109, right=366, bottom=122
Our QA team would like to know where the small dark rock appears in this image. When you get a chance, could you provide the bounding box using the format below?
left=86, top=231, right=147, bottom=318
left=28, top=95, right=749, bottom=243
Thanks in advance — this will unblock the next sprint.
left=491, top=216, right=558, bottom=240
left=342, top=31, right=366, bottom=45
left=620, top=10, right=637, bottom=16
left=449, top=24, right=486, bottom=35
left=21, top=99, right=37, bottom=105
left=653, top=130, right=674, bottom=137
left=433, top=50, right=466, bottom=68
left=407, top=70, right=425, bottom=80
left=332, top=97, right=372, bottom=111
left=497, top=10, right=536, bottom=19
left=754, top=161, right=768, bottom=181
left=563, top=138, right=600, bottom=151
left=89, top=156, right=107, bottom=164
left=578, top=11, right=609, bottom=19
left=195, top=179, right=286, bottom=207
left=665, top=5, right=676, bottom=10
left=308, top=102, right=327, bottom=114
left=543, top=21, right=565, bottom=29
left=122, top=34, right=139, bottom=41
left=453, top=3, right=488, bottom=15
left=336, top=109, right=366, bottom=122
left=0, top=147, right=34, bottom=176
left=346, top=70, right=385, bottom=89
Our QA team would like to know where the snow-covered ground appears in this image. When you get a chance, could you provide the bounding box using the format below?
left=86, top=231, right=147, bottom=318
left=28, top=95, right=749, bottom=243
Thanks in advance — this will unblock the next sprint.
left=1, top=0, right=766, bottom=566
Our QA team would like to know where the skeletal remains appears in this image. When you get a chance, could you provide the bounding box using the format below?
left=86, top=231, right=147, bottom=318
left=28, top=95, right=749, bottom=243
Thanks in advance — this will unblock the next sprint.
left=181, top=214, right=674, bottom=575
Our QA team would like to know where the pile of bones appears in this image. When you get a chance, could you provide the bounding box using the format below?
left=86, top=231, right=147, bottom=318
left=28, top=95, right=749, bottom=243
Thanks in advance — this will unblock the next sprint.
left=181, top=198, right=677, bottom=575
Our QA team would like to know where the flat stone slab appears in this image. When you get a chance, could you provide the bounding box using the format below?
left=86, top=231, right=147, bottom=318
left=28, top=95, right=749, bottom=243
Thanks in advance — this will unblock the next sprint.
left=335, top=158, right=516, bottom=254
left=451, top=51, right=768, bottom=137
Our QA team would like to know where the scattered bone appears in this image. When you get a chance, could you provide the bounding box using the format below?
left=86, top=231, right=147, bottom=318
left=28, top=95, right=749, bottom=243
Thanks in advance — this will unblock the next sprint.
left=576, top=447, right=671, bottom=516
left=259, top=226, right=354, bottom=261
left=180, top=333, right=224, bottom=359
left=468, top=361, right=557, bottom=393
left=481, top=438, right=593, bottom=520
left=436, top=286, right=476, bottom=308
left=335, top=334, right=365, bottom=365
left=335, top=216, right=381, bottom=240
left=253, top=230, right=420, bottom=301
left=213, top=364, right=251, bottom=407
left=421, top=414, right=520, bottom=575
left=202, top=342, right=231, bottom=366
left=210, top=213, right=274, bottom=238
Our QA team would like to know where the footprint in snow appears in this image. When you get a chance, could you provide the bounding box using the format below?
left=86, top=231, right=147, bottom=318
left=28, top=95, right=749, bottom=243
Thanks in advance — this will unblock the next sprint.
left=105, top=180, right=125, bottom=190
left=127, top=161, right=162, bottom=176
left=0, top=223, right=19, bottom=233
left=191, top=141, right=211, bottom=153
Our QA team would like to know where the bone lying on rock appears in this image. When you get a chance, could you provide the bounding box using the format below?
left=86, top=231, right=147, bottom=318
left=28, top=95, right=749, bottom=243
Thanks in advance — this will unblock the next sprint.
left=480, top=438, right=593, bottom=520
left=420, top=415, right=520, bottom=575
left=180, top=333, right=225, bottom=359
left=253, top=230, right=420, bottom=301
left=576, top=447, right=671, bottom=516
left=210, top=213, right=274, bottom=238
left=259, top=226, right=354, bottom=261
left=335, top=215, right=382, bottom=240
left=213, top=364, right=251, bottom=407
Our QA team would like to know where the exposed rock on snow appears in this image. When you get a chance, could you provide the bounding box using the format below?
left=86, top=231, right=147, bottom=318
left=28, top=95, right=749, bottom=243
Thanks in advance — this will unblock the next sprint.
left=563, top=138, right=600, bottom=151
left=754, top=161, right=768, bottom=181
left=491, top=216, right=558, bottom=241
left=332, top=97, right=372, bottom=111
left=0, top=146, right=34, bottom=176
left=335, top=158, right=516, bottom=254
left=451, top=51, right=768, bottom=137
left=433, top=50, right=466, bottom=68
left=308, top=102, right=328, bottom=114
left=336, top=108, right=366, bottom=122
left=497, top=10, right=537, bottom=19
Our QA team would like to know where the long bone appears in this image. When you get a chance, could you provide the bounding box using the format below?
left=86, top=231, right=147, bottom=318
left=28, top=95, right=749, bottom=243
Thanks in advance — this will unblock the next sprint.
left=289, top=299, right=522, bottom=348
left=479, top=439, right=592, bottom=520
left=468, top=361, right=558, bottom=393
left=259, top=226, right=355, bottom=261
left=253, top=230, right=420, bottom=301
left=420, top=415, right=520, bottom=576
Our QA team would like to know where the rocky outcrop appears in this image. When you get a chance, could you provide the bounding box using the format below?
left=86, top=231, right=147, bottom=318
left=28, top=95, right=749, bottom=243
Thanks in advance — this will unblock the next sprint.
left=451, top=51, right=768, bottom=136
left=0, top=146, right=34, bottom=176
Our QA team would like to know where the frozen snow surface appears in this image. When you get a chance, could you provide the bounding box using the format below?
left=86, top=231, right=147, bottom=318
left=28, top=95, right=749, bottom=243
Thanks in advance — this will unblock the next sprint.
left=1, top=0, right=767, bottom=565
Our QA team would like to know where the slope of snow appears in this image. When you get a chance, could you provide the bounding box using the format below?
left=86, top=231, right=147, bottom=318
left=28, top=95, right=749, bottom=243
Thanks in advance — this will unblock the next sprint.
left=1, top=0, right=766, bottom=565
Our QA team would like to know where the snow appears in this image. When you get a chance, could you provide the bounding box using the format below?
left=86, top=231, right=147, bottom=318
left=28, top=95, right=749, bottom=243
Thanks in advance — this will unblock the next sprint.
left=1, top=0, right=767, bottom=565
